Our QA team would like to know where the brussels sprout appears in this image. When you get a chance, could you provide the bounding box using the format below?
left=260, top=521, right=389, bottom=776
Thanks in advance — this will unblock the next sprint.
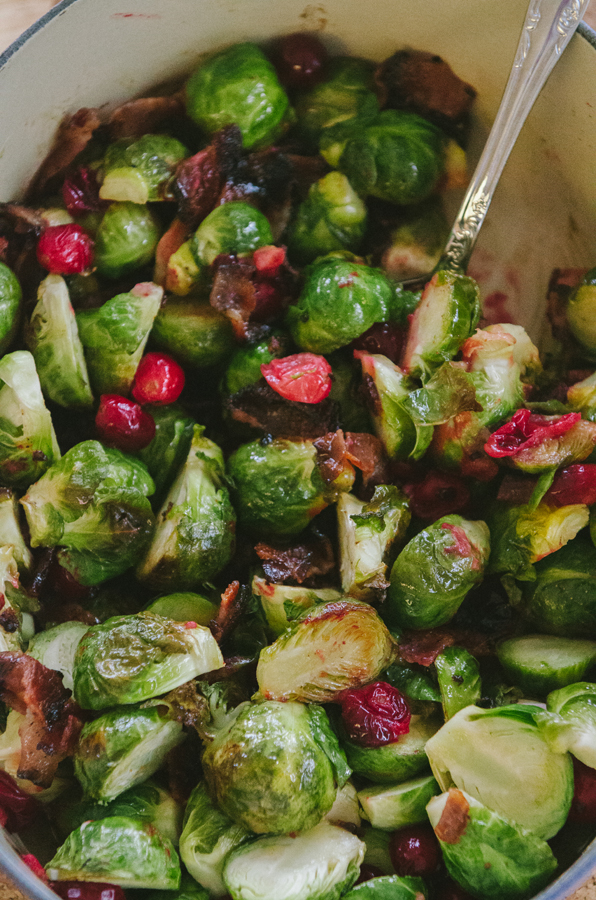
left=435, top=647, right=482, bottom=720
left=151, top=296, right=235, bottom=369
left=425, top=704, right=573, bottom=840
left=25, top=274, right=93, bottom=407
left=487, top=501, right=589, bottom=582
left=356, top=355, right=417, bottom=460
left=252, top=573, right=342, bottom=636
left=288, top=172, right=367, bottom=263
left=358, top=774, right=440, bottom=831
left=222, top=821, right=365, bottom=900
left=21, top=440, right=155, bottom=585
left=384, top=662, right=442, bottom=704
left=146, top=592, right=218, bottom=626
left=566, top=265, right=596, bottom=357
left=146, top=873, right=210, bottom=900
left=203, top=699, right=347, bottom=834
left=228, top=438, right=331, bottom=536
left=137, top=426, right=235, bottom=590
left=286, top=255, right=396, bottom=355
left=46, top=816, right=181, bottom=889
left=538, top=682, right=596, bottom=768
left=179, top=781, right=251, bottom=896
left=0, top=546, right=28, bottom=652
left=222, top=332, right=289, bottom=396
left=166, top=239, right=203, bottom=296
left=100, top=134, right=188, bottom=204
left=568, top=368, right=596, bottom=419
left=137, top=404, right=195, bottom=505
left=0, top=350, right=60, bottom=489
left=326, top=781, right=362, bottom=830
left=387, top=516, right=490, bottom=630
left=72, top=612, right=224, bottom=710
left=381, top=199, right=449, bottom=281
left=257, top=599, right=396, bottom=702
left=402, top=271, right=481, bottom=379
left=486, top=323, right=542, bottom=384
left=27, top=621, right=89, bottom=691
left=191, top=202, right=273, bottom=267
left=497, top=635, right=596, bottom=697
left=186, top=43, right=291, bottom=149
left=337, top=486, right=410, bottom=599
left=327, top=352, right=372, bottom=433
left=341, top=714, right=439, bottom=784
left=294, top=56, right=378, bottom=147
left=0, top=488, right=32, bottom=572
left=94, top=201, right=161, bottom=280
left=320, top=110, right=445, bottom=206
left=427, top=789, right=557, bottom=900
left=0, top=261, right=22, bottom=356
left=343, top=876, right=427, bottom=900
left=77, top=281, right=163, bottom=395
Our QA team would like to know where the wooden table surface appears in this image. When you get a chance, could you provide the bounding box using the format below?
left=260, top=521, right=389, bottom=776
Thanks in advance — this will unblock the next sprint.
left=0, top=0, right=595, bottom=898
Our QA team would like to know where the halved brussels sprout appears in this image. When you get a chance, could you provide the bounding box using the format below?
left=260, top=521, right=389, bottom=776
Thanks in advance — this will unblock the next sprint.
left=77, top=281, right=163, bottom=395
left=179, top=781, right=251, bottom=896
left=435, top=647, right=482, bottom=720
left=151, top=297, right=235, bottom=369
left=222, top=332, right=289, bottom=397
left=46, top=816, right=181, bottom=889
left=0, top=350, right=60, bottom=488
left=425, top=704, right=573, bottom=840
left=538, top=682, right=596, bottom=768
left=0, top=488, right=32, bottom=572
left=94, top=201, right=161, bottom=280
left=337, top=486, right=411, bottom=600
left=27, top=621, right=89, bottom=691
left=72, top=612, right=224, bottom=710
left=0, top=546, right=28, bottom=652
left=343, top=876, right=426, bottom=900
left=387, top=516, right=490, bottom=630
left=381, top=199, right=449, bottom=282
left=252, top=574, right=342, bottom=637
left=566, top=265, right=596, bottom=358
left=145, top=592, right=218, bottom=626
left=358, top=774, right=440, bottom=831
left=0, top=261, right=22, bottom=356
left=191, top=202, right=273, bottom=267
left=384, top=662, right=441, bottom=704
left=326, top=781, right=362, bottom=830
left=288, top=172, right=367, bottom=264
left=497, top=635, right=596, bottom=696
left=341, top=714, right=439, bottom=784
left=166, top=238, right=203, bottom=296
left=568, top=368, right=596, bottom=419
left=74, top=706, right=185, bottom=801
left=356, top=355, right=417, bottom=460
left=223, top=821, right=365, bottom=900
left=137, top=404, right=195, bottom=506
left=136, top=426, right=235, bottom=590
left=186, top=42, right=291, bottom=149
left=257, top=599, right=396, bottom=702
left=202, top=700, right=347, bottom=834
left=100, top=134, right=188, bottom=204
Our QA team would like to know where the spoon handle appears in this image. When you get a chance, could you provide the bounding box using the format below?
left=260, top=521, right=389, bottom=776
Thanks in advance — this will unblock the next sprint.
left=438, top=0, right=589, bottom=274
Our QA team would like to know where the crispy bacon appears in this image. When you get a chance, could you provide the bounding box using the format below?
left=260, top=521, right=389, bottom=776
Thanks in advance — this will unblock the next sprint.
left=435, top=789, right=470, bottom=844
left=154, top=217, right=191, bottom=287
left=398, top=628, right=489, bottom=667
left=219, top=148, right=295, bottom=242
left=174, top=125, right=243, bottom=226
left=26, top=107, right=102, bottom=200
left=313, top=430, right=388, bottom=493
left=226, top=381, right=339, bottom=439
left=209, top=581, right=243, bottom=644
left=108, top=92, right=185, bottom=140
left=255, top=536, right=335, bottom=585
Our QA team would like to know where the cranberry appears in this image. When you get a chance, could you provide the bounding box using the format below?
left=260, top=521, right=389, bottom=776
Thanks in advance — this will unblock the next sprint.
left=352, top=322, right=406, bottom=364
left=37, top=223, right=94, bottom=275
left=96, top=395, right=156, bottom=452
left=484, top=408, right=580, bottom=459
left=338, top=682, right=411, bottom=748
left=253, top=245, right=286, bottom=275
left=0, top=771, right=41, bottom=832
left=47, top=558, right=92, bottom=604
left=261, top=352, right=332, bottom=404
left=389, top=824, right=442, bottom=878
left=51, top=882, right=127, bottom=900
left=132, top=353, right=185, bottom=406
left=270, top=32, right=328, bottom=90
left=403, top=470, right=470, bottom=521
left=545, top=463, right=596, bottom=507
left=355, top=865, right=385, bottom=885
left=62, top=166, right=103, bottom=215
left=21, top=855, right=48, bottom=883
left=568, top=757, right=596, bottom=824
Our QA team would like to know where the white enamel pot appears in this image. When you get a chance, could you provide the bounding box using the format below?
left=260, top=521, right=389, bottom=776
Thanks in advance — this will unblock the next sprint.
left=0, top=0, right=595, bottom=897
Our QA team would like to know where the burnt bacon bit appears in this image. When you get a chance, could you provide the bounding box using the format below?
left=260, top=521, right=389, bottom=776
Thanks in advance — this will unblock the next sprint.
left=218, top=148, right=295, bottom=242
left=26, top=107, right=102, bottom=201
left=209, top=580, right=243, bottom=644
left=108, top=91, right=185, bottom=140
left=174, top=125, right=243, bottom=227
left=255, top=536, right=335, bottom=585
left=226, top=381, right=340, bottom=440
left=435, top=789, right=470, bottom=844
left=398, top=627, right=489, bottom=667
left=314, top=429, right=389, bottom=490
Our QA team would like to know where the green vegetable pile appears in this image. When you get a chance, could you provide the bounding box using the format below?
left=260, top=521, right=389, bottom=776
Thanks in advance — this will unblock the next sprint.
left=0, top=34, right=594, bottom=900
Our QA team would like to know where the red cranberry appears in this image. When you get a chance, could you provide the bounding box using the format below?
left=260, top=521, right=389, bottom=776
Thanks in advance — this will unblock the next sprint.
left=96, top=395, right=156, bottom=452
left=132, top=353, right=185, bottom=406
left=352, top=322, right=406, bottom=365
left=270, top=32, right=328, bottom=89
left=37, top=224, right=94, bottom=275
left=545, top=464, right=596, bottom=507
left=261, top=352, right=332, bottom=404
left=0, top=771, right=41, bottom=833
left=389, top=824, right=442, bottom=878
left=21, top=855, right=48, bottom=883
left=47, top=558, right=92, bottom=604
left=51, top=882, right=127, bottom=900
left=339, top=682, right=411, bottom=748
left=355, top=865, right=385, bottom=885
left=568, top=757, right=596, bottom=824
left=253, top=245, right=286, bottom=275
left=62, top=166, right=103, bottom=215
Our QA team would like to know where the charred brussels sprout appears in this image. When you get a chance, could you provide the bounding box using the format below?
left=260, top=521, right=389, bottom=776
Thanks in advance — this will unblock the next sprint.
left=100, top=134, right=188, bottom=204
left=256, top=599, right=396, bottom=702
left=21, top=440, right=155, bottom=585
left=191, top=202, right=273, bottom=267
left=28, top=621, right=89, bottom=691
left=46, top=816, right=181, bottom=889
left=94, top=201, right=161, bottom=280
left=0, top=350, right=59, bottom=489
left=0, top=488, right=32, bottom=572
left=539, top=682, right=596, bottom=768
left=151, top=297, right=235, bottom=369
left=387, top=516, right=490, bottom=630
left=137, top=404, right=195, bottom=505
left=223, top=821, right=365, bottom=900
left=286, top=256, right=396, bottom=354
left=72, top=612, right=223, bottom=709
left=320, top=110, right=445, bottom=206
left=0, top=261, right=22, bottom=356
left=26, top=274, right=93, bottom=407
left=566, top=265, right=596, bottom=358
left=202, top=700, right=348, bottom=834
left=288, top=172, right=367, bottom=263
left=356, top=354, right=418, bottom=460
left=136, top=426, right=235, bottom=590
left=186, top=43, right=291, bottom=149
left=77, top=281, right=163, bottom=395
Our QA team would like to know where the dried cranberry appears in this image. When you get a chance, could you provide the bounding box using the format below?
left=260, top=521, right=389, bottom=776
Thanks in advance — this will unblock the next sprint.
left=37, top=224, right=94, bottom=275
left=339, top=681, right=411, bottom=747
left=568, top=757, right=596, bottom=824
left=545, top=464, right=596, bottom=507
left=261, top=352, right=332, bottom=404
left=62, top=166, right=103, bottom=215
left=253, top=245, right=286, bottom=275
left=96, top=395, right=156, bottom=452
left=403, top=470, right=470, bottom=520
left=132, top=353, right=185, bottom=406
left=270, top=33, right=328, bottom=90
left=0, top=771, right=41, bottom=832
left=355, top=865, right=385, bottom=885
left=484, top=408, right=580, bottom=459
left=21, top=854, right=48, bottom=883
left=352, top=322, right=405, bottom=364
left=51, top=882, right=127, bottom=900
left=389, top=824, right=442, bottom=878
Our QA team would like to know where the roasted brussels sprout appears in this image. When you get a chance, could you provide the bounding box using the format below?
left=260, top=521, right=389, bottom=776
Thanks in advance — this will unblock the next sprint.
left=539, top=682, right=596, bottom=768
left=341, top=714, right=439, bottom=784
left=0, top=546, right=29, bottom=652
left=252, top=573, right=342, bottom=636
left=0, top=261, right=21, bottom=357
left=222, top=332, right=288, bottom=396
left=151, top=296, right=235, bottom=369
left=496, top=634, right=596, bottom=696
left=568, top=368, right=596, bottom=419
left=566, top=265, right=596, bottom=357
left=186, top=42, right=291, bottom=149
left=326, top=781, right=362, bottom=830
left=145, top=591, right=218, bottom=626
left=72, top=612, right=223, bottom=709
left=485, top=409, right=596, bottom=474
left=343, top=876, right=427, bottom=900
left=191, top=202, right=273, bottom=267
left=27, top=621, right=89, bottom=691
left=435, top=646, right=482, bottom=719
left=137, top=404, right=195, bottom=505
left=100, top=134, right=188, bottom=204
left=94, top=201, right=161, bottom=280
left=288, top=172, right=367, bottom=263
left=381, top=199, right=449, bottom=281
left=358, top=774, right=439, bottom=831
left=356, top=355, right=418, bottom=460
left=0, top=488, right=32, bottom=572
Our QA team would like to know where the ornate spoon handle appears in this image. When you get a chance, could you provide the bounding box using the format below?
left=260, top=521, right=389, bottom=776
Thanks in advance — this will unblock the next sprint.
left=438, top=0, right=589, bottom=274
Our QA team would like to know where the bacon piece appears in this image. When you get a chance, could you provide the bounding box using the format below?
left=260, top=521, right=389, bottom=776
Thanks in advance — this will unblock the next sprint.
left=210, top=581, right=243, bottom=645
left=398, top=628, right=489, bottom=667
left=226, top=381, right=339, bottom=439
left=175, top=125, right=243, bottom=227
left=255, top=536, right=335, bottom=585
left=496, top=472, right=536, bottom=506
left=403, top=470, right=470, bottom=521
left=108, top=92, right=185, bottom=140
left=314, top=430, right=389, bottom=494
left=219, top=148, right=295, bottom=242
left=154, top=218, right=191, bottom=287
left=26, top=108, right=102, bottom=200
left=435, top=789, right=470, bottom=844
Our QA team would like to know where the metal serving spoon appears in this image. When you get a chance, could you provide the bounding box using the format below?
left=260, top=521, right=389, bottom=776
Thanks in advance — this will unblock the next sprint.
left=402, top=0, right=590, bottom=290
